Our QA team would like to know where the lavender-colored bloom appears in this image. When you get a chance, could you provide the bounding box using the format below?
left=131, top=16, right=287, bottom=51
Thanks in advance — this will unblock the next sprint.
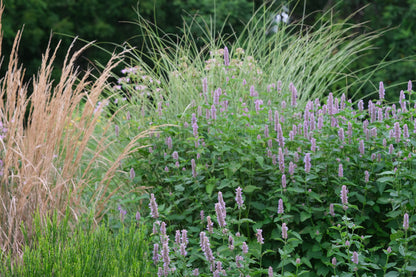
left=224, top=46, right=230, bottom=66
left=228, top=235, right=235, bottom=250
left=118, top=205, right=127, bottom=222
left=210, top=105, right=217, bottom=120
left=310, top=137, right=316, bottom=152
left=359, top=140, right=365, bottom=155
left=191, top=159, right=197, bottom=178
left=327, top=93, right=334, bottom=115
left=235, top=187, right=244, bottom=209
left=289, top=162, right=295, bottom=176
left=345, top=240, right=350, bottom=247
left=340, top=185, right=348, bottom=210
left=304, top=153, right=311, bottom=173
left=268, top=266, right=273, bottom=277
left=278, top=147, right=285, bottom=173
left=338, top=128, right=345, bottom=143
left=149, top=193, right=159, bottom=218
left=193, top=268, right=200, bottom=276
left=256, top=229, right=264, bottom=244
left=192, top=123, right=199, bottom=137
left=394, top=122, right=401, bottom=143
left=115, top=125, right=119, bottom=137
left=215, top=203, right=226, bottom=228
left=379, top=81, right=385, bottom=99
left=403, top=213, right=409, bottom=231
left=255, top=99, right=263, bottom=113
left=166, top=136, right=173, bottom=149
left=403, top=124, right=409, bottom=139
left=160, top=221, right=167, bottom=238
left=236, top=255, right=244, bottom=268
left=162, top=240, right=170, bottom=267
left=272, top=154, right=277, bottom=166
left=130, top=168, right=135, bottom=180
left=317, top=114, right=324, bottom=130
left=338, top=164, right=343, bottom=178
left=329, top=203, right=335, bottom=217
left=200, top=232, right=215, bottom=263
left=332, top=257, right=337, bottom=267
left=153, top=243, right=160, bottom=265
left=180, top=243, right=187, bottom=256
left=408, top=80, right=413, bottom=92
left=290, top=82, right=297, bottom=107
left=242, top=241, right=248, bottom=254
left=264, top=124, right=269, bottom=138
left=389, top=144, right=394, bottom=154
left=136, top=211, right=141, bottom=222
left=206, top=215, right=214, bottom=233
left=278, top=198, right=284, bottom=214
left=282, top=174, right=287, bottom=189
left=175, top=230, right=181, bottom=245
left=172, top=151, right=179, bottom=160
left=351, top=251, right=359, bottom=264
left=358, top=99, right=364, bottom=111
left=181, top=229, right=188, bottom=245
left=365, top=170, right=370, bottom=183
left=282, top=223, right=288, bottom=239
left=202, top=78, right=208, bottom=94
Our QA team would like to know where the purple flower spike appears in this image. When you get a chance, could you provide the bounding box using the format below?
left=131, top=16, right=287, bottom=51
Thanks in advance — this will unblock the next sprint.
left=351, top=251, right=359, bottom=264
left=338, top=164, right=343, bottom=178
left=340, top=185, right=348, bottom=210
left=130, top=168, right=135, bottom=180
left=235, top=187, right=244, bottom=209
left=224, top=46, right=230, bottom=66
left=403, top=213, right=409, bottom=231
left=408, top=80, right=412, bottom=92
left=304, top=153, right=311, bottom=173
left=268, top=266, right=273, bottom=277
left=379, top=81, right=385, bottom=100
left=149, top=193, right=159, bottom=218
left=282, top=223, right=288, bottom=239
left=256, top=229, right=264, bottom=244
left=277, top=198, right=284, bottom=214
left=215, top=203, right=226, bottom=228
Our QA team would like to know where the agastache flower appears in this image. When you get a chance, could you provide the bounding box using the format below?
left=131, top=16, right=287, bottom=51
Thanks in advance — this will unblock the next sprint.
left=256, top=229, right=264, bottom=244
left=304, top=153, right=311, bottom=173
left=340, top=185, right=348, bottom=210
left=242, top=242, right=248, bottom=254
left=351, top=251, right=359, bottom=265
left=223, top=46, right=229, bottom=66
left=236, top=256, right=243, bottom=268
left=338, top=163, right=343, bottom=178
left=278, top=147, right=285, bottom=172
left=379, top=81, right=385, bottom=100
left=149, top=194, right=159, bottom=218
left=394, top=122, right=401, bottom=143
left=290, top=82, right=297, bottom=107
left=277, top=198, right=284, bottom=214
left=268, top=266, right=273, bottom=277
left=235, top=187, right=244, bottom=209
left=282, top=174, right=287, bottom=189
left=329, top=203, right=335, bottom=217
left=403, top=213, right=409, bottom=231
left=166, top=136, right=173, bottom=149
left=282, top=223, right=288, bottom=239
left=359, top=140, right=365, bottom=155
left=228, top=235, right=234, bottom=250
left=365, top=170, right=370, bottom=183
left=215, top=203, right=226, bottom=228
left=130, top=168, right=135, bottom=180
left=206, top=216, right=214, bottom=233
left=408, top=80, right=412, bottom=92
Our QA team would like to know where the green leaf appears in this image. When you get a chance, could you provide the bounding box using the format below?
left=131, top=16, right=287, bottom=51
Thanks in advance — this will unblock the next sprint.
left=205, top=183, right=215, bottom=197
left=384, top=271, right=400, bottom=277
left=244, top=185, right=260, bottom=193
left=300, top=211, right=311, bottom=222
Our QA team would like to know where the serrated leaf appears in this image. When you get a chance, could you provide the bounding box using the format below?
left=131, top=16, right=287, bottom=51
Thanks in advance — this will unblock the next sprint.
left=244, top=185, right=260, bottom=193
left=384, top=271, right=400, bottom=277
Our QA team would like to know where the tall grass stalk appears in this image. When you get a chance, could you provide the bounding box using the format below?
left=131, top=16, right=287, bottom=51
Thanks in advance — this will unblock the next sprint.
left=0, top=1, right=151, bottom=257
left=120, top=3, right=382, bottom=121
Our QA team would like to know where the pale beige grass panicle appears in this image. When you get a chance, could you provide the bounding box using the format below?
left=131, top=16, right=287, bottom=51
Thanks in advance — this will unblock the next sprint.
left=0, top=0, right=150, bottom=257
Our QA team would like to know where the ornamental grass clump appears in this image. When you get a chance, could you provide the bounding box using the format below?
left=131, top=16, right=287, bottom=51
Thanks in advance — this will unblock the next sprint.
left=0, top=0, right=152, bottom=259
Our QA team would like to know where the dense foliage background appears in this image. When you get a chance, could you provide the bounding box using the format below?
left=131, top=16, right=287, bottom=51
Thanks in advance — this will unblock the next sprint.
left=2, top=0, right=415, bottom=98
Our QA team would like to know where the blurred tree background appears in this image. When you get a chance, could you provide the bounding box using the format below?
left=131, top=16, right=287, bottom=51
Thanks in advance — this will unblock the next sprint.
left=1, top=0, right=415, bottom=100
